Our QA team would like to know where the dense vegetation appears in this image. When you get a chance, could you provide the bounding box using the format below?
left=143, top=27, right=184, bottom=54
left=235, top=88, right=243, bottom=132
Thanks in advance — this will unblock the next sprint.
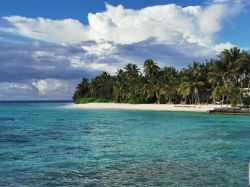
left=73, top=47, right=250, bottom=106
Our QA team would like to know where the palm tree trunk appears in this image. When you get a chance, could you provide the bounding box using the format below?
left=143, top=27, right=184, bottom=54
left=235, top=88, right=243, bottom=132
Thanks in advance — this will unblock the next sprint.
left=240, top=76, right=243, bottom=89
left=155, top=91, right=160, bottom=104
left=248, top=75, right=250, bottom=96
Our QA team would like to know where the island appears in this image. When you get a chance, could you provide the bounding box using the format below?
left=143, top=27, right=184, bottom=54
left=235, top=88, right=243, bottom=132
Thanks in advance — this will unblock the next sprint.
left=72, top=47, right=250, bottom=114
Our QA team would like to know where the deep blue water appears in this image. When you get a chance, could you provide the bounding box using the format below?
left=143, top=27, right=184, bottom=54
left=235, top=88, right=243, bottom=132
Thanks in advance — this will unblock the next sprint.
left=0, top=102, right=250, bottom=186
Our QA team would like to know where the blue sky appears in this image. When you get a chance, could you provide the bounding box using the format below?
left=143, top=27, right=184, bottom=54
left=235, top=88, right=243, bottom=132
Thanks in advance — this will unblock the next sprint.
left=0, top=0, right=249, bottom=100
left=0, top=0, right=209, bottom=23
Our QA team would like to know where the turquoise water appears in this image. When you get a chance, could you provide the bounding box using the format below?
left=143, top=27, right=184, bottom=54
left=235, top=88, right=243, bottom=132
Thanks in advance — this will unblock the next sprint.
left=0, top=102, right=250, bottom=186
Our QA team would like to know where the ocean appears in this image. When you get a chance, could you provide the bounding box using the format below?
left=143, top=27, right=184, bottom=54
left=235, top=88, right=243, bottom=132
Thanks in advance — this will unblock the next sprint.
left=0, top=102, right=250, bottom=186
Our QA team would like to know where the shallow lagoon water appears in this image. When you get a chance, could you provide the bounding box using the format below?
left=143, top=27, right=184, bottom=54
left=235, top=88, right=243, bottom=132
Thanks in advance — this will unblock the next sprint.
left=0, top=102, right=250, bottom=186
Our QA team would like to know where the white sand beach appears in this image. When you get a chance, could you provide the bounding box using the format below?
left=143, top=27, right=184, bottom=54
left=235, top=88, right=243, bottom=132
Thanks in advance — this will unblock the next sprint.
left=67, top=103, right=228, bottom=112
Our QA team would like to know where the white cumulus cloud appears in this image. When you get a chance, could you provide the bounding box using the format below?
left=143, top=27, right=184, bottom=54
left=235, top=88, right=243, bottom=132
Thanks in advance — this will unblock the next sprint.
left=0, top=1, right=245, bottom=48
left=1, top=16, right=89, bottom=44
left=214, top=42, right=236, bottom=53
left=32, top=79, right=69, bottom=95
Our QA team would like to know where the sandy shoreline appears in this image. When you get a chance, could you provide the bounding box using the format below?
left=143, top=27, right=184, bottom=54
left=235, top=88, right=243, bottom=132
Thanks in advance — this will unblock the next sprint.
left=66, top=103, right=228, bottom=113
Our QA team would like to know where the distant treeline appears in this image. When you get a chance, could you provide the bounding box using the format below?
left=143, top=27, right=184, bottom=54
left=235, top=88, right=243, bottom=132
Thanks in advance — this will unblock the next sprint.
left=73, top=47, right=250, bottom=106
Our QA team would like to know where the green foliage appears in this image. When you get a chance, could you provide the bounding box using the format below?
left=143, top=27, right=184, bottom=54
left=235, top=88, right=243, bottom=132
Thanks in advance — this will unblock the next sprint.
left=128, top=94, right=146, bottom=104
left=73, top=47, right=250, bottom=105
left=74, top=97, right=94, bottom=104
left=75, top=97, right=112, bottom=104
left=243, top=97, right=250, bottom=106
left=73, top=78, right=90, bottom=102
left=211, top=85, right=222, bottom=103
left=144, top=59, right=160, bottom=79
left=230, top=99, right=238, bottom=107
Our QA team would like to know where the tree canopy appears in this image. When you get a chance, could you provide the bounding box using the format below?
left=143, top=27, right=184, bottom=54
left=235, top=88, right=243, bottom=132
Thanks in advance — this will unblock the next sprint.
left=73, top=47, right=250, bottom=106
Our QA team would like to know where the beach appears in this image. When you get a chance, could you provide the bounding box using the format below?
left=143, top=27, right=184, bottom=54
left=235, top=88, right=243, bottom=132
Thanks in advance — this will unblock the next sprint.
left=68, top=103, right=227, bottom=112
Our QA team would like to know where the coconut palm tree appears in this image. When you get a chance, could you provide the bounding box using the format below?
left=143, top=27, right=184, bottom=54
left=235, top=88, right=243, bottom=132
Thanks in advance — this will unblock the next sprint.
left=218, top=47, right=242, bottom=83
left=113, top=69, right=129, bottom=102
left=143, top=59, right=160, bottom=80
left=89, top=72, right=114, bottom=99
left=73, top=78, right=90, bottom=102
left=235, top=51, right=250, bottom=90
left=124, top=63, right=140, bottom=78
left=179, top=62, right=205, bottom=104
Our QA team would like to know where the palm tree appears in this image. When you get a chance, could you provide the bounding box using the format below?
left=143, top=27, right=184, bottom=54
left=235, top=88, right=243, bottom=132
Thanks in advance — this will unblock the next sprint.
left=113, top=69, right=128, bottom=102
left=223, top=81, right=242, bottom=106
left=124, top=63, right=140, bottom=78
left=179, top=62, right=205, bottom=104
left=218, top=47, right=242, bottom=83
left=236, top=51, right=250, bottom=91
left=73, top=78, right=90, bottom=101
left=211, top=83, right=223, bottom=105
left=209, top=48, right=249, bottom=102
left=89, top=72, right=114, bottom=99
left=143, top=59, right=160, bottom=80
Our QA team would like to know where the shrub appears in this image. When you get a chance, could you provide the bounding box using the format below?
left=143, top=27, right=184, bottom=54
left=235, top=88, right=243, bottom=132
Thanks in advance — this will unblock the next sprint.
left=128, top=95, right=145, bottom=104
left=94, top=98, right=111, bottom=103
left=243, top=97, right=250, bottom=106
left=74, top=97, right=113, bottom=104
left=230, top=99, right=238, bottom=107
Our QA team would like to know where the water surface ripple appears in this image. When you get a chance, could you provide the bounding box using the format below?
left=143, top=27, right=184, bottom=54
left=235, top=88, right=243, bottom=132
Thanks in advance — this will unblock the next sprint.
left=0, top=103, right=250, bottom=186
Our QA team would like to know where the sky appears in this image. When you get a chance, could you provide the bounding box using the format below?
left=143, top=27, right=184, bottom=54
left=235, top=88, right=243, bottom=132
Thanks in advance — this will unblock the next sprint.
left=0, top=0, right=250, bottom=100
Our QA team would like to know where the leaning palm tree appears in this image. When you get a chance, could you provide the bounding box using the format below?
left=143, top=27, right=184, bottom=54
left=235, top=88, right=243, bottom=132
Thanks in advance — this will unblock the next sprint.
left=164, top=85, right=178, bottom=104
left=178, top=82, right=191, bottom=104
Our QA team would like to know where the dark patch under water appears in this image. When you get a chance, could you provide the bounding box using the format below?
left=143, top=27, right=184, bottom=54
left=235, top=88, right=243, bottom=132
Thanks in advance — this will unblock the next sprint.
left=0, top=134, right=30, bottom=144
left=0, top=117, right=15, bottom=122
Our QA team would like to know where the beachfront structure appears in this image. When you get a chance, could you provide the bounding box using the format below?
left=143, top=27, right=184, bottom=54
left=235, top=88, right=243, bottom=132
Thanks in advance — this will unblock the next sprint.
left=242, top=88, right=250, bottom=97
